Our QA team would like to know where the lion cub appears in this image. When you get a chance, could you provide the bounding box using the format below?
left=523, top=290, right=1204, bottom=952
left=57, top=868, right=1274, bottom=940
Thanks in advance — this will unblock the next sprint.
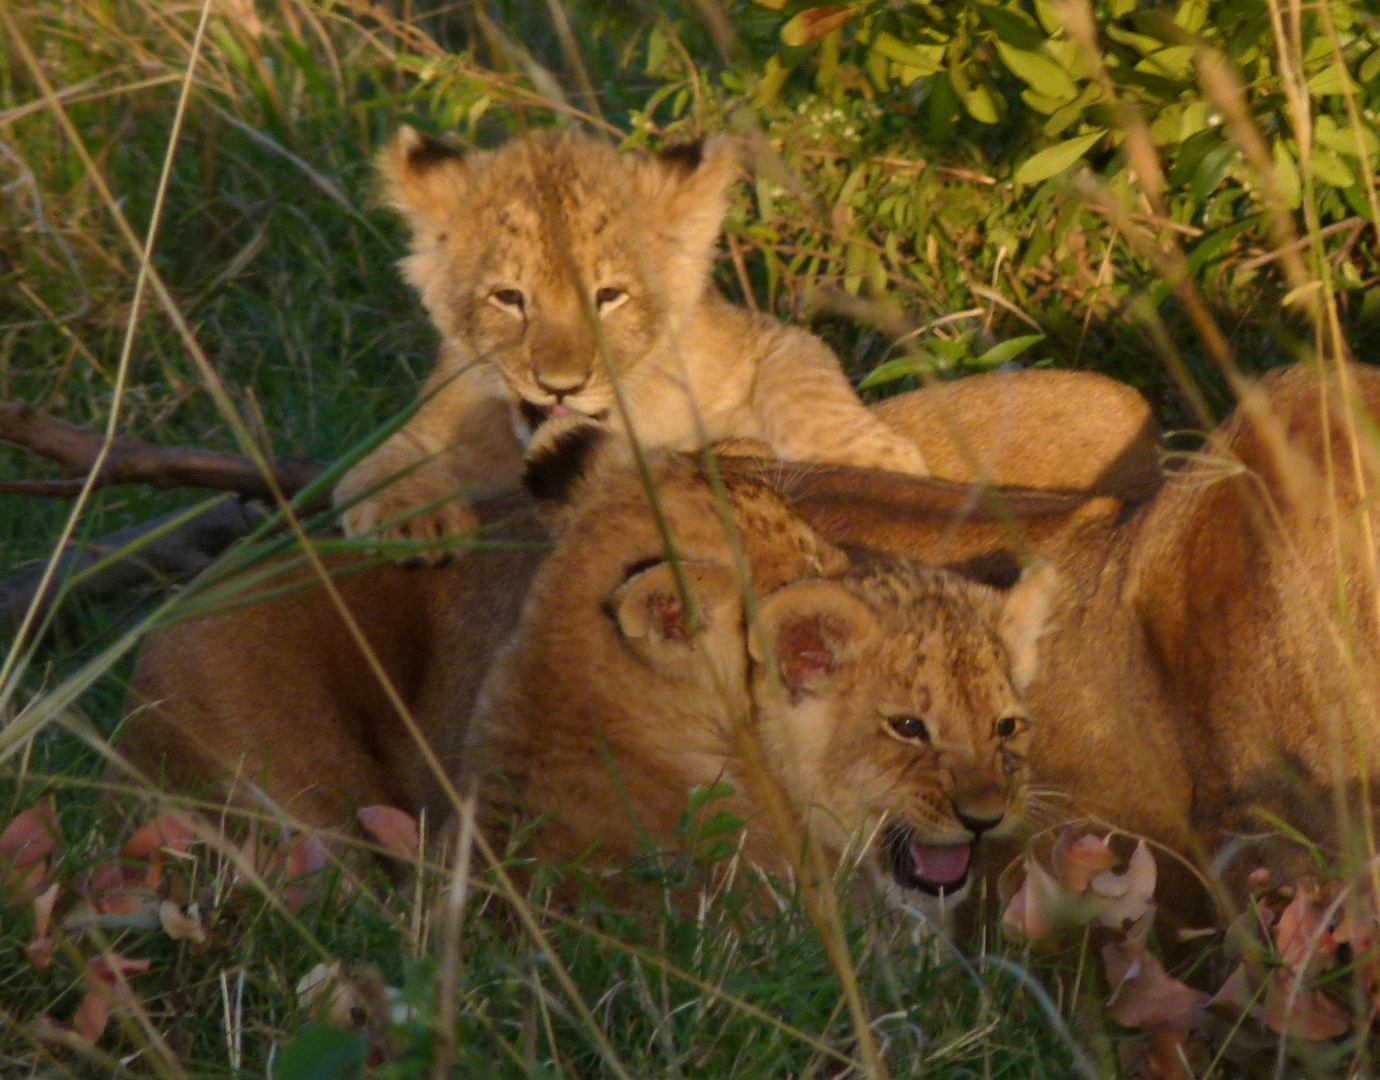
left=334, top=127, right=928, bottom=548
left=470, top=455, right=1054, bottom=905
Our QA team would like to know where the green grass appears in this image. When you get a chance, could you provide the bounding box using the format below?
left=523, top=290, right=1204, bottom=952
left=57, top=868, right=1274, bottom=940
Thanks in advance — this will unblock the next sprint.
left=3, top=0, right=1380, bottom=1076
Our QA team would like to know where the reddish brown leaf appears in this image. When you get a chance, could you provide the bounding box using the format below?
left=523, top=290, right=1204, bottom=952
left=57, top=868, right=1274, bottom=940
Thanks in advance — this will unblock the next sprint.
left=1103, top=932, right=1208, bottom=1032
left=1143, top=1030, right=1203, bottom=1080
left=71, top=990, right=111, bottom=1044
left=0, top=802, right=60, bottom=868
left=26, top=936, right=55, bottom=971
left=87, top=954, right=152, bottom=984
left=1261, top=969, right=1350, bottom=1040
left=278, top=834, right=331, bottom=913
left=779, top=7, right=855, bottom=47
left=1052, top=832, right=1119, bottom=892
left=1002, top=857, right=1100, bottom=943
left=357, top=805, right=420, bottom=858
left=1206, top=963, right=1257, bottom=1018
left=0, top=802, right=60, bottom=896
left=121, top=813, right=194, bottom=861
left=1274, top=889, right=1336, bottom=978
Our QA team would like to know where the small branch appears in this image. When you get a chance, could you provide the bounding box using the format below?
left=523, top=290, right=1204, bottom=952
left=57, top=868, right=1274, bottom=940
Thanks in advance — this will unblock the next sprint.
left=0, top=500, right=263, bottom=629
left=0, top=399, right=326, bottom=500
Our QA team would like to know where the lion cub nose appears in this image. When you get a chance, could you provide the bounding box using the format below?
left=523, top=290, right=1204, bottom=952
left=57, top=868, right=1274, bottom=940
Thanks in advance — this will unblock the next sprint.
left=536, top=374, right=589, bottom=401
left=955, top=809, right=1004, bottom=837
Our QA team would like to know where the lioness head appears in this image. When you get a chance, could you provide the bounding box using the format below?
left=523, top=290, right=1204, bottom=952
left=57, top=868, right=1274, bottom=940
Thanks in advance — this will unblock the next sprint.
left=379, top=127, right=737, bottom=432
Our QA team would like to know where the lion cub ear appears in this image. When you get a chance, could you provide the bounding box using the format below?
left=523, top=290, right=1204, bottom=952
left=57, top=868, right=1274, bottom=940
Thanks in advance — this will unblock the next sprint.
left=750, top=581, right=878, bottom=697
left=997, top=561, right=1057, bottom=693
left=655, top=136, right=739, bottom=265
left=378, top=126, right=467, bottom=229
left=609, top=560, right=742, bottom=680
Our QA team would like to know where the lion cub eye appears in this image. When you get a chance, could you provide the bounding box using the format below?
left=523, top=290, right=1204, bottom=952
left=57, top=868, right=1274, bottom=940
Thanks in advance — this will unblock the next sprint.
left=886, top=715, right=931, bottom=743
left=995, top=716, right=1021, bottom=739
left=488, top=288, right=526, bottom=316
left=595, top=285, right=628, bottom=313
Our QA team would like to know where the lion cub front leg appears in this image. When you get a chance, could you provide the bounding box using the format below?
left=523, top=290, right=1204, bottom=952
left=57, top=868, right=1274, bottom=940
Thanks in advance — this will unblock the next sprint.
left=334, top=360, right=525, bottom=560
left=751, top=325, right=929, bottom=475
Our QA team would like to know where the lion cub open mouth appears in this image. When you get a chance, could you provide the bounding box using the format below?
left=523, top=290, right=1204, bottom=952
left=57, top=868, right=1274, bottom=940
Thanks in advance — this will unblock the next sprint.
left=884, top=827, right=973, bottom=896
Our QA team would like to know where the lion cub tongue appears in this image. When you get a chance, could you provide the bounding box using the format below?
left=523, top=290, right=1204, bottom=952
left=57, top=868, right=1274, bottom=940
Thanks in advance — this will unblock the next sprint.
left=910, top=842, right=971, bottom=885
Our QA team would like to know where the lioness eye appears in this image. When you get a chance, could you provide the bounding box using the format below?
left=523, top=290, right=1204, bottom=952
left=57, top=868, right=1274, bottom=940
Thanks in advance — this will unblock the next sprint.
left=887, top=715, right=930, bottom=743
left=595, top=285, right=627, bottom=310
left=489, top=287, right=525, bottom=312
left=995, top=716, right=1019, bottom=738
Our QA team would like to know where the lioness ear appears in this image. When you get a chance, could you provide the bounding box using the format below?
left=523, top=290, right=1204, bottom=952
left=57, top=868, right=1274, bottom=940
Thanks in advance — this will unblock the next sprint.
left=609, top=560, right=741, bottom=679
left=998, top=561, right=1057, bottom=693
left=751, top=581, right=877, bottom=697
left=378, top=126, right=467, bottom=229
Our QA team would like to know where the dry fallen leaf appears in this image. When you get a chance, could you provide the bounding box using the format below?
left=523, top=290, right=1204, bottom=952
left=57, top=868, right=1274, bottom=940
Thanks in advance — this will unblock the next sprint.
left=158, top=899, right=206, bottom=944
left=26, top=881, right=60, bottom=971
left=0, top=802, right=61, bottom=894
left=1103, top=916, right=1208, bottom=1032
left=122, top=813, right=195, bottom=891
left=1003, top=856, right=1100, bottom=942
left=71, top=954, right=152, bottom=1043
left=1261, top=969, right=1350, bottom=1041
left=1090, top=840, right=1157, bottom=930
left=1052, top=832, right=1120, bottom=892
left=357, top=805, right=421, bottom=859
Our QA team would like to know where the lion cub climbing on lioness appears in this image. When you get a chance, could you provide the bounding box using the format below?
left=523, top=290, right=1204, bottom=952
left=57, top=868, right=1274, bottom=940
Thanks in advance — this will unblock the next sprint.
left=335, top=127, right=928, bottom=546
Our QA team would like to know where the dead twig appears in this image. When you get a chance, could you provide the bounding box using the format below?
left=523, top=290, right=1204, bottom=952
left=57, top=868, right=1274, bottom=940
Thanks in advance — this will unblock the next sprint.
left=0, top=399, right=326, bottom=501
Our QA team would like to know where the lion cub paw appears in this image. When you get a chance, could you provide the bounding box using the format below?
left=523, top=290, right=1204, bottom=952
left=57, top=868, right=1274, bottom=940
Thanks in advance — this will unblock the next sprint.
left=335, top=459, right=479, bottom=563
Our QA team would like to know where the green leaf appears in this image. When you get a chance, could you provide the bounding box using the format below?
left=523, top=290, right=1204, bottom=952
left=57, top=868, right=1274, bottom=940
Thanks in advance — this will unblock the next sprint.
left=1135, top=46, right=1194, bottom=80
left=1022, top=89, right=1068, bottom=116
left=1014, top=129, right=1106, bottom=185
left=754, top=54, right=791, bottom=107
left=696, top=811, right=746, bottom=841
left=276, top=1023, right=368, bottom=1080
left=869, top=32, right=945, bottom=75
left=978, top=5, right=1044, bottom=50
left=752, top=0, right=787, bottom=8
left=859, top=354, right=929, bottom=390
left=1273, top=139, right=1301, bottom=209
left=1360, top=47, right=1380, bottom=84
left=1311, top=146, right=1355, bottom=188
left=1307, top=64, right=1358, bottom=96
left=997, top=42, right=1079, bottom=102
left=1033, top=0, right=1065, bottom=35
left=1315, top=115, right=1380, bottom=158
left=973, top=334, right=1044, bottom=368
left=1189, top=141, right=1238, bottom=201
left=950, top=63, right=1000, bottom=124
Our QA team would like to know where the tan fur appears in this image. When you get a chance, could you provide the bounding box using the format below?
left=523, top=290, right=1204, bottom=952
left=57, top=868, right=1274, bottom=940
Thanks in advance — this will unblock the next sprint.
left=872, top=362, right=1380, bottom=902
left=334, top=127, right=1162, bottom=548
left=334, top=127, right=928, bottom=546
left=467, top=463, right=1049, bottom=900
left=121, top=370, right=1131, bottom=834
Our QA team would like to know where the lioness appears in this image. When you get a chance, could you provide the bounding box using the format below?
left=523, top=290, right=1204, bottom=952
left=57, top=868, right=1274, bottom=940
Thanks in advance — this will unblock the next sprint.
left=334, top=125, right=1162, bottom=546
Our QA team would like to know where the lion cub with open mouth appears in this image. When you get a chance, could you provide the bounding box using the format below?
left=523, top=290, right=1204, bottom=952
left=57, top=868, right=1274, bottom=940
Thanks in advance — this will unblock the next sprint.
left=334, top=127, right=928, bottom=549
left=467, top=454, right=1053, bottom=907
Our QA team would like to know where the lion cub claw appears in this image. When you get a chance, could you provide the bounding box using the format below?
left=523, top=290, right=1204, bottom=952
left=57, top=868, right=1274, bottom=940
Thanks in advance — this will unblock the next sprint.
left=335, top=455, right=479, bottom=562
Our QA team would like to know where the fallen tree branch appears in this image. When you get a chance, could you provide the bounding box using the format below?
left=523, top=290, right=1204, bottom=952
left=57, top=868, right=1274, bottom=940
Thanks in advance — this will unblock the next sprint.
left=0, top=500, right=264, bottom=629
left=0, top=399, right=327, bottom=500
